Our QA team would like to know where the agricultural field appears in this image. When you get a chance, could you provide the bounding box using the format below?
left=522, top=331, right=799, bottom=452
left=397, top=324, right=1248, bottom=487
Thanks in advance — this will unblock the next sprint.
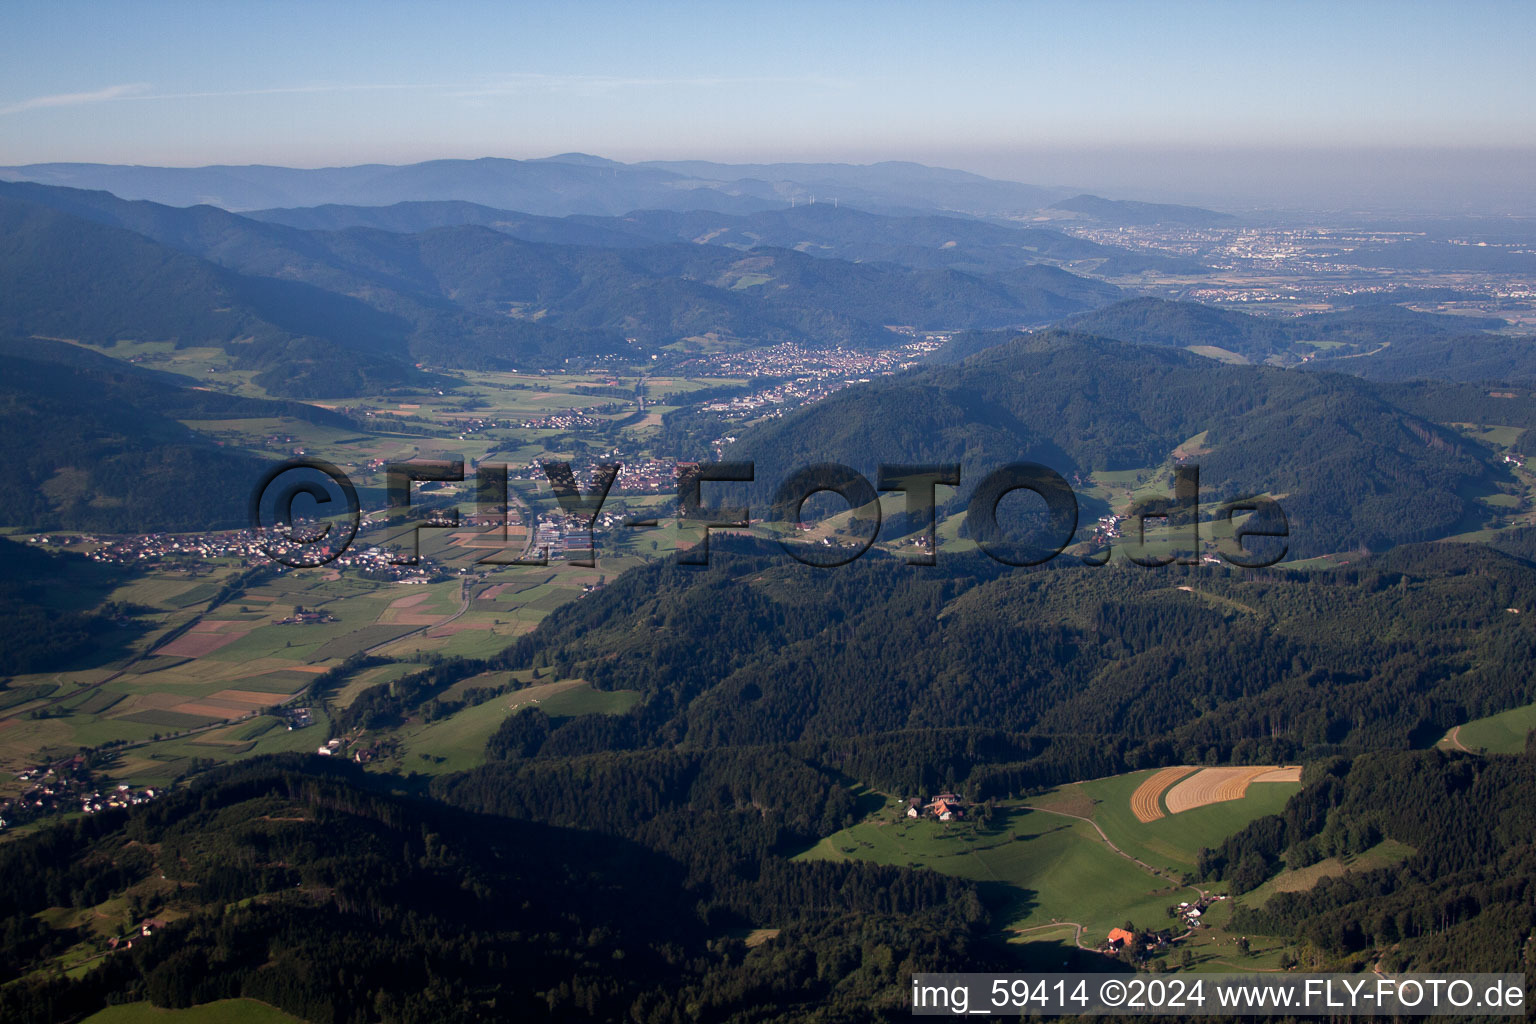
left=0, top=534, right=640, bottom=789
left=3, top=352, right=987, bottom=814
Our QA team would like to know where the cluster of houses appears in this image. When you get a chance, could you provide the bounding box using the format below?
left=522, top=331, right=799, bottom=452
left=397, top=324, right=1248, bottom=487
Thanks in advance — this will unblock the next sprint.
left=77, top=783, right=159, bottom=815
left=276, top=606, right=337, bottom=625
left=905, top=793, right=966, bottom=822
left=1104, top=927, right=1175, bottom=956
left=1098, top=895, right=1232, bottom=957
left=281, top=706, right=314, bottom=730
left=1174, top=894, right=1226, bottom=928
left=678, top=338, right=943, bottom=384
left=1, top=759, right=161, bottom=828
left=314, top=736, right=377, bottom=763
left=518, top=410, right=606, bottom=431
left=107, top=917, right=163, bottom=952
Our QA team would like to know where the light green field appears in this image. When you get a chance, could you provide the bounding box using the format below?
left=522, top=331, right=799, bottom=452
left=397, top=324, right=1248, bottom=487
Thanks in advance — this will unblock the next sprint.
left=1186, top=345, right=1248, bottom=364
left=395, top=680, right=635, bottom=775
left=1444, top=701, right=1536, bottom=754
left=397, top=697, right=517, bottom=774
left=1240, top=840, right=1414, bottom=908
left=798, top=801, right=1189, bottom=940
left=1454, top=423, right=1526, bottom=447
left=536, top=685, right=640, bottom=717
left=83, top=999, right=304, bottom=1024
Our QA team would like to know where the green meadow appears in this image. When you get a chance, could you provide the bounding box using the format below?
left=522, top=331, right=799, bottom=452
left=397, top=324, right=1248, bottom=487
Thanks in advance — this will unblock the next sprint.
left=799, top=770, right=1307, bottom=969
left=83, top=999, right=303, bottom=1024
left=1444, top=701, right=1536, bottom=754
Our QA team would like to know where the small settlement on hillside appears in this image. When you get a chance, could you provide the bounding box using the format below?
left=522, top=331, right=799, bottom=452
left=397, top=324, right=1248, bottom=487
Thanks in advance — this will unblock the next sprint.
left=905, top=793, right=965, bottom=821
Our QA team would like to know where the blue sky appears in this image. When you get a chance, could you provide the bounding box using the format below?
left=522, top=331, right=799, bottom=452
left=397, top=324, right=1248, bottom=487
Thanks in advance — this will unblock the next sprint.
left=2, top=1, right=1533, bottom=206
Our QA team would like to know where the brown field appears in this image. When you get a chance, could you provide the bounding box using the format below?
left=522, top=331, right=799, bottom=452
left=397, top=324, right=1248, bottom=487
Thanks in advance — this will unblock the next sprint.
left=189, top=620, right=242, bottom=633
left=448, top=531, right=515, bottom=549
left=427, top=622, right=491, bottom=635
left=1025, top=781, right=1095, bottom=819
left=388, top=593, right=430, bottom=609
left=171, top=699, right=256, bottom=719
left=1252, top=766, right=1302, bottom=783
left=392, top=612, right=448, bottom=626
left=1164, top=766, right=1290, bottom=814
left=155, top=629, right=249, bottom=657
left=211, top=688, right=297, bottom=705
left=1129, top=766, right=1198, bottom=822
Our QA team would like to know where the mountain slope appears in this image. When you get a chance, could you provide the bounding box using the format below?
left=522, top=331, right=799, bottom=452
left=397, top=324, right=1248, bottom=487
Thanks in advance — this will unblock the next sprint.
left=2, top=181, right=1121, bottom=361
left=247, top=200, right=1203, bottom=276
left=724, top=331, right=1499, bottom=556
left=0, top=337, right=345, bottom=531
left=1060, top=297, right=1511, bottom=367
left=0, top=193, right=445, bottom=396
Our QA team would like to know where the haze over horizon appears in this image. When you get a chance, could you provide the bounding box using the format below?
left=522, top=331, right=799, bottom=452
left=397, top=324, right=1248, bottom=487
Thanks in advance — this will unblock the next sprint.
left=4, top=1, right=1536, bottom=213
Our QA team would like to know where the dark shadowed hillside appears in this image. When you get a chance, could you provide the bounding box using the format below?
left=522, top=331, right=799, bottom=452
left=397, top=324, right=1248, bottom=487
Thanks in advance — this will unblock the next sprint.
left=724, top=331, right=1499, bottom=556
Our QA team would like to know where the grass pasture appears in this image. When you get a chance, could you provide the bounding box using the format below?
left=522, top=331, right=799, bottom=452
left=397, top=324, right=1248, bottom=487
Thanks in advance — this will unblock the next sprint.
left=1240, top=840, right=1414, bottom=908
left=395, top=679, right=636, bottom=775
left=1443, top=701, right=1536, bottom=754
left=798, top=802, right=1186, bottom=942
left=83, top=999, right=304, bottom=1024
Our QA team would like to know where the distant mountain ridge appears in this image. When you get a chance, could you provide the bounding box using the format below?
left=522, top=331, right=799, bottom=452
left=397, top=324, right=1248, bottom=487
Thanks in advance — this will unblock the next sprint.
left=246, top=199, right=1206, bottom=276
left=0, top=154, right=1072, bottom=217
left=0, top=180, right=1122, bottom=388
left=1046, top=193, right=1237, bottom=226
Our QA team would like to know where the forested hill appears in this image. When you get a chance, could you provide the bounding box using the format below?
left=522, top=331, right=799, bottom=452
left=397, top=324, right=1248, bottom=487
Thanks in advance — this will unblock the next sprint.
left=0, top=180, right=1122, bottom=366
left=1045, top=194, right=1237, bottom=227
left=247, top=200, right=1204, bottom=277
left=0, top=337, right=338, bottom=531
left=1218, top=746, right=1536, bottom=975
left=1055, top=297, right=1529, bottom=382
left=0, top=757, right=997, bottom=1023
left=0, top=192, right=448, bottom=397
left=723, top=331, right=1503, bottom=557
left=462, top=539, right=1536, bottom=775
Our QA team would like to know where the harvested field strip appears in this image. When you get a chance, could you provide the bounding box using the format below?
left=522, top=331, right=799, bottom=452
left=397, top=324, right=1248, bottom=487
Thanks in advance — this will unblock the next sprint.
left=1252, top=766, right=1302, bottom=783
left=234, top=672, right=319, bottom=693
left=311, top=626, right=419, bottom=659
left=1165, top=766, right=1281, bottom=814
left=209, top=689, right=294, bottom=706
left=155, top=630, right=247, bottom=658
left=1129, top=766, right=1197, bottom=822
left=73, top=690, right=126, bottom=715
left=118, top=709, right=220, bottom=729
left=130, top=657, right=192, bottom=675
left=171, top=700, right=258, bottom=719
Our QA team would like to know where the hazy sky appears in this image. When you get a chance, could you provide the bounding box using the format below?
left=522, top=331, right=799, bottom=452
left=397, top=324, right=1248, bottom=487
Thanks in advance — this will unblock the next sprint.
left=3, top=1, right=1534, bottom=208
